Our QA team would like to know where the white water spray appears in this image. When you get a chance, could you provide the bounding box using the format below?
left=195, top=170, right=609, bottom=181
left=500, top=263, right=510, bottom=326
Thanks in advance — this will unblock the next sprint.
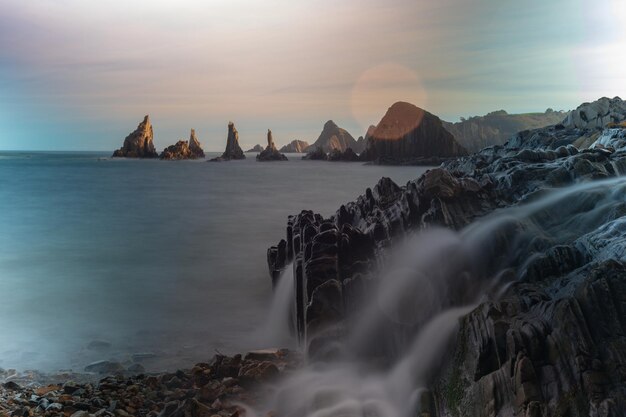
left=253, top=175, right=626, bottom=417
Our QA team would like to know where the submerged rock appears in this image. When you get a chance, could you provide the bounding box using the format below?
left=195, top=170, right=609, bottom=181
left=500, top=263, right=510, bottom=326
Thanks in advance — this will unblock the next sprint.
left=112, top=115, right=158, bottom=158
left=279, top=139, right=310, bottom=153
left=360, top=101, right=467, bottom=164
left=257, top=130, right=288, bottom=161
left=211, top=122, right=245, bottom=161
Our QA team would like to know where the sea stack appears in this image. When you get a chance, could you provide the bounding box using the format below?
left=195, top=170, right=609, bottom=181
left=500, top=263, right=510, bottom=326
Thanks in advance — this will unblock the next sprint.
left=360, top=102, right=467, bottom=164
left=211, top=122, right=245, bottom=161
left=112, top=115, right=158, bottom=158
left=257, top=130, right=288, bottom=161
left=188, top=129, right=205, bottom=158
left=159, top=129, right=205, bottom=160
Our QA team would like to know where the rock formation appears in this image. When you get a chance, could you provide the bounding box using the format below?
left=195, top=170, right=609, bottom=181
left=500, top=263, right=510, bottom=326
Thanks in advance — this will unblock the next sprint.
left=112, top=115, right=158, bottom=158
left=304, top=121, right=358, bottom=153
left=268, top=111, right=626, bottom=415
left=211, top=122, right=245, bottom=161
left=360, top=102, right=467, bottom=164
left=246, top=144, right=264, bottom=152
left=442, top=108, right=565, bottom=153
left=279, top=140, right=310, bottom=153
left=160, top=129, right=205, bottom=160
left=188, top=129, right=205, bottom=158
left=257, top=130, right=288, bottom=161
left=562, top=96, right=626, bottom=129
left=301, top=146, right=327, bottom=160
left=327, top=147, right=360, bottom=162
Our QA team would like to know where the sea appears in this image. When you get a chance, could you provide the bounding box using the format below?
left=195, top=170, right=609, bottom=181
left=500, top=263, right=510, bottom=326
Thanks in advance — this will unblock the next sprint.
left=0, top=151, right=429, bottom=372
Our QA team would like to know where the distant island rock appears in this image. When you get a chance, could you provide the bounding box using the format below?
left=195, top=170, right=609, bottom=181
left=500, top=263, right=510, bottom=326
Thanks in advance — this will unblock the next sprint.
left=246, top=144, right=264, bottom=152
left=112, top=115, right=159, bottom=158
left=257, top=130, right=288, bottom=161
left=160, top=129, right=205, bottom=160
left=279, top=140, right=309, bottom=153
left=442, top=109, right=565, bottom=153
left=360, top=101, right=467, bottom=164
left=304, top=120, right=358, bottom=153
left=210, top=122, right=246, bottom=161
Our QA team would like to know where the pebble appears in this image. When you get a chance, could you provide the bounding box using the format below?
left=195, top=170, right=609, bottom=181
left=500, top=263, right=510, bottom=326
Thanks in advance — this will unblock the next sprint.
left=0, top=350, right=300, bottom=417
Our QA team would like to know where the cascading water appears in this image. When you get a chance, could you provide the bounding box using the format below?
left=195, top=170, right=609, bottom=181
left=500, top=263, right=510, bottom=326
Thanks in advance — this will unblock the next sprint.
left=250, top=175, right=626, bottom=417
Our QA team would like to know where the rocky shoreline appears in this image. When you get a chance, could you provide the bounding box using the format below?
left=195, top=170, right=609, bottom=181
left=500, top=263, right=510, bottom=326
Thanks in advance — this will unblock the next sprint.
left=0, top=350, right=299, bottom=417
left=267, top=113, right=626, bottom=415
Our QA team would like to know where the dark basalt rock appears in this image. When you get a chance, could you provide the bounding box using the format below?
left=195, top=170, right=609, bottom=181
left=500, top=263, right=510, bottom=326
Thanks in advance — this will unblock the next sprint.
left=302, top=146, right=328, bottom=161
left=257, top=130, right=288, bottom=161
left=327, top=147, right=360, bottom=162
left=112, top=115, right=158, bottom=158
left=211, top=122, right=245, bottom=161
left=360, top=102, right=467, bottom=164
left=268, top=127, right=626, bottom=415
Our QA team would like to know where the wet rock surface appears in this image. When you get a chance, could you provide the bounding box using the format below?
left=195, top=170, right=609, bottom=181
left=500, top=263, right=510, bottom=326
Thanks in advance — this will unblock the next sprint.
left=0, top=350, right=299, bottom=417
left=112, top=116, right=158, bottom=158
left=268, top=129, right=626, bottom=415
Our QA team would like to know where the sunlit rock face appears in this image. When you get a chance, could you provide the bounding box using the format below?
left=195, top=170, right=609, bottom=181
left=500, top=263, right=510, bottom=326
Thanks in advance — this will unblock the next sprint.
left=188, top=129, right=205, bottom=158
left=360, top=101, right=467, bottom=164
left=160, top=129, right=205, bottom=160
left=211, top=122, right=246, bottom=161
left=257, top=130, right=288, bottom=161
left=112, top=115, right=158, bottom=158
left=563, top=96, right=626, bottom=129
left=279, top=140, right=310, bottom=153
left=268, top=123, right=626, bottom=415
left=305, top=120, right=359, bottom=153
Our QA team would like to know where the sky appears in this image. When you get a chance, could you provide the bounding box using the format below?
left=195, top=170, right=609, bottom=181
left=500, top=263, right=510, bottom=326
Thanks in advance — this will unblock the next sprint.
left=0, top=0, right=625, bottom=151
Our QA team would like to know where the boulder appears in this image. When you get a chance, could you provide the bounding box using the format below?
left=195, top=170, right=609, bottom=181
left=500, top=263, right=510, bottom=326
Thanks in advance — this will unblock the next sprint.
left=112, top=115, right=158, bottom=158
left=257, top=130, right=288, bottom=161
